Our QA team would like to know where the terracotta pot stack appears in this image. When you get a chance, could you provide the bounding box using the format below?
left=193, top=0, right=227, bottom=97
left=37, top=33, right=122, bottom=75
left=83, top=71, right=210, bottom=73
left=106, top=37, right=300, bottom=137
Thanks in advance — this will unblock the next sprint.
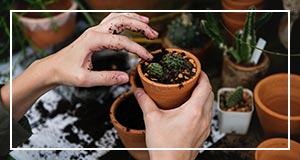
left=221, top=0, right=265, bottom=37
left=137, top=48, right=201, bottom=110
left=254, top=73, right=300, bottom=139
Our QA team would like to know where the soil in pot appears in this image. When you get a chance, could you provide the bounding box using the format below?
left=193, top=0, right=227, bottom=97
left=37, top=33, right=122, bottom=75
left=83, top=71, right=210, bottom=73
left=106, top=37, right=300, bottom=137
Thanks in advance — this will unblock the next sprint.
left=219, top=89, right=252, bottom=112
left=115, top=94, right=145, bottom=131
left=141, top=48, right=197, bottom=85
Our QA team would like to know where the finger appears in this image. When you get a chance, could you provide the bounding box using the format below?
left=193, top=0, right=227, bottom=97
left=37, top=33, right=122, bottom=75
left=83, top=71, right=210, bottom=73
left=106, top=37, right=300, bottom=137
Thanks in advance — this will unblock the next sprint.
left=134, top=88, right=158, bottom=114
left=96, top=15, right=158, bottom=39
left=100, top=13, right=149, bottom=25
left=81, top=32, right=153, bottom=60
left=78, top=70, right=129, bottom=87
left=187, top=71, right=213, bottom=109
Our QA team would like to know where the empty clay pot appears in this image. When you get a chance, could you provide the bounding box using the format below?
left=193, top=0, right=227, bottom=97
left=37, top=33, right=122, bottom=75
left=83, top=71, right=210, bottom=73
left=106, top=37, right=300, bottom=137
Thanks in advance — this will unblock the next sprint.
left=222, top=53, right=270, bottom=89
left=110, top=90, right=149, bottom=160
left=18, top=0, right=77, bottom=49
left=254, top=73, right=300, bottom=139
left=137, top=48, right=201, bottom=110
left=255, top=138, right=300, bottom=160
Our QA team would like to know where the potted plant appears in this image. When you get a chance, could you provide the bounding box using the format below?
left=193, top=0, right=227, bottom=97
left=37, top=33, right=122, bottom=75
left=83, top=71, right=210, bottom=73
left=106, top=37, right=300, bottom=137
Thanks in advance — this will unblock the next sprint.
left=200, top=8, right=272, bottom=89
left=218, top=86, right=254, bottom=135
left=13, top=0, right=77, bottom=49
left=162, top=13, right=211, bottom=59
left=137, top=48, right=201, bottom=110
left=110, top=90, right=149, bottom=160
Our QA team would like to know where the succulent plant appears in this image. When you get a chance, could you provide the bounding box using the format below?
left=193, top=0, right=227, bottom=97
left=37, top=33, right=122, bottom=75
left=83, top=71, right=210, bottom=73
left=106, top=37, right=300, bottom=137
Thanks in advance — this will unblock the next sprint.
left=167, top=13, right=201, bottom=48
left=226, top=86, right=244, bottom=107
left=146, top=63, right=163, bottom=79
left=161, top=53, right=185, bottom=69
left=200, top=6, right=272, bottom=65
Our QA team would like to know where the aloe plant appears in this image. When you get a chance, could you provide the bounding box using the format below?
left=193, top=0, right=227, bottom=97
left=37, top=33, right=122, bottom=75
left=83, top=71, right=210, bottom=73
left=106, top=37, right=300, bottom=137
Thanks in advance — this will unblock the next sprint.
left=200, top=6, right=272, bottom=65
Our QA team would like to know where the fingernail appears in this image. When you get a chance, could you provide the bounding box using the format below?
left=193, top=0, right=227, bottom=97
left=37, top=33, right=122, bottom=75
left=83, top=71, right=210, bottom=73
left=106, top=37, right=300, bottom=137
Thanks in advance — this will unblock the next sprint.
left=134, top=88, right=143, bottom=97
left=146, top=52, right=153, bottom=60
left=140, top=16, right=149, bottom=22
left=117, top=74, right=129, bottom=83
left=151, top=29, right=159, bottom=36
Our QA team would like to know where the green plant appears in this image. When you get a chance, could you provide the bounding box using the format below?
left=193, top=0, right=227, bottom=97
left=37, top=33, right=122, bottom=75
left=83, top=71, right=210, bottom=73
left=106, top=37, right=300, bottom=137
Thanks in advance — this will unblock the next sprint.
left=167, top=13, right=201, bottom=48
left=161, top=53, right=185, bottom=69
left=226, top=86, right=243, bottom=107
left=146, top=63, right=163, bottom=79
left=200, top=6, right=272, bottom=65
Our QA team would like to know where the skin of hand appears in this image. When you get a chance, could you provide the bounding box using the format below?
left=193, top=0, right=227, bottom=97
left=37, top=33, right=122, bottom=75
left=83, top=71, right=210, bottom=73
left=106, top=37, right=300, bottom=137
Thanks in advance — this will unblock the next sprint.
left=0, top=13, right=158, bottom=121
left=134, top=71, right=214, bottom=160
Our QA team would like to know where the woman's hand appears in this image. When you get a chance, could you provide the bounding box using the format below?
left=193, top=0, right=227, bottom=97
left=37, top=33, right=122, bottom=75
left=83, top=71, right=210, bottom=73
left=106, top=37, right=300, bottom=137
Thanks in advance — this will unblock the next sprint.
left=134, top=71, right=214, bottom=160
left=2, top=13, right=158, bottom=121
left=43, top=12, right=158, bottom=87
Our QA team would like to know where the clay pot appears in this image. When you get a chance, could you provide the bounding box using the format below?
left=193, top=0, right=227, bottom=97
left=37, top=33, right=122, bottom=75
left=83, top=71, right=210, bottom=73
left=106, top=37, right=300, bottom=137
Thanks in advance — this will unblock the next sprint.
left=18, top=0, right=77, bottom=49
left=137, top=48, right=201, bottom=110
left=254, top=73, right=300, bottom=139
left=221, top=53, right=270, bottom=89
left=110, top=90, right=149, bottom=160
left=221, top=0, right=264, bottom=36
left=217, top=87, right=254, bottom=135
left=255, top=138, right=300, bottom=160
left=162, top=34, right=212, bottom=60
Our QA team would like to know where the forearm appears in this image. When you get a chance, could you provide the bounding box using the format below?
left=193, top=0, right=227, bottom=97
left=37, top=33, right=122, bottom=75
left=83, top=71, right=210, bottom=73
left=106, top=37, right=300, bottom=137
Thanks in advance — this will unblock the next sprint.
left=0, top=59, right=57, bottom=121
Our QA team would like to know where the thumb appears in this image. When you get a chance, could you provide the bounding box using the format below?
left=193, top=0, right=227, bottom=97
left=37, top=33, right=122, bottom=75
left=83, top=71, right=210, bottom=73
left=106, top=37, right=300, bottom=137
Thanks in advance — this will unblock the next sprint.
left=134, top=88, right=157, bottom=114
left=83, top=71, right=129, bottom=87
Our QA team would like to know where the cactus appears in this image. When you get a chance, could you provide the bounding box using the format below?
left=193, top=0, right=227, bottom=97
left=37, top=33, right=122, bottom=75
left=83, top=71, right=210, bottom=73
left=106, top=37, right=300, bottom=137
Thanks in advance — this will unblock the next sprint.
left=146, top=63, right=163, bottom=79
left=200, top=6, right=272, bottom=65
left=167, top=13, right=201, bottom=48
left=226, top=86, right=244, bottom=107
left=161, top=53, right=185, bottom=69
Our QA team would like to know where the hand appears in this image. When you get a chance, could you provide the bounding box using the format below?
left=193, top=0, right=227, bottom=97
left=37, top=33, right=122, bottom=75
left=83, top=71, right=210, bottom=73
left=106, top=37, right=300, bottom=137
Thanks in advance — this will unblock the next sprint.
left=2, top=13, right=158, bottom=121
left=42, top=12, right=158, bottom=87
left=134, top=71, right=214, bottom=160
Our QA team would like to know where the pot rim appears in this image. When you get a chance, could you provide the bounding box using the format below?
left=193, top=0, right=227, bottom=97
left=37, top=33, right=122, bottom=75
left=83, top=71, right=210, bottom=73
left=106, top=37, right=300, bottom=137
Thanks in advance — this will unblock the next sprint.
left=217, top=87, right=254, bottom=114
left=222, top=0, right=264, bottom=9
left=224, top=53, right=270, bottom=71
left=137, top=48, right=201, bottom=88
left=255, top=138, right=300, bottom=159
left=254, top=73, right=300, bottom=121
left=110, top=90, right=145, bottom=135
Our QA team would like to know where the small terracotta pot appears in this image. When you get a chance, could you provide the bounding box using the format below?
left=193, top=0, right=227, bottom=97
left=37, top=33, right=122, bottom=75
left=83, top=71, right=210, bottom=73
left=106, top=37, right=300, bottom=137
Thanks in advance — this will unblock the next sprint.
left=18, top=0, right=77, bottom=49
left=162, top=34, right=212, bottom=59
left=110, top=90, right=149, bottom=160
left=137, top=48, right=201, bottom=110
left=221, top=53, right=270, bottom=89
left=255, top=138, right=300, bottom=160
left=254, top=73, right=300, bottom=139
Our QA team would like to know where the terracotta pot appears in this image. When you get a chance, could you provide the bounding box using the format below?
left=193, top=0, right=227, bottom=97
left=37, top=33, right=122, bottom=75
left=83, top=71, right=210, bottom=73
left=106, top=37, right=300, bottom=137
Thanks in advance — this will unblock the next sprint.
left=162, top=34, right=212, bottom=60
left=18, top=0, right=77, bottom=49
left=110, top=90, right=149, bottom=160
left=218, top=87, right=254, bottom=135
left=221, top=53, right=270, bottom=89
left=137, top=48, right=201, bottom=110
left=221, top=0, right=264, bottom=36
left=255, top=138, right=300, bottom=160
left=254, top=73, right=300, bottom=139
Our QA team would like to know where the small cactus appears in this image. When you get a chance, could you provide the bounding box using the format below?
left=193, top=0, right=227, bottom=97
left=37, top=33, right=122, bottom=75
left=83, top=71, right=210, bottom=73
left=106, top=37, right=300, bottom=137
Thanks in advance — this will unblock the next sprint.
left=161, top=53, right=185, bottom=69
left=226, top=86, right=244, bottom=107
left=167, top=13, right=200, bottom=48
left=146, top=63, right=163, bottom=79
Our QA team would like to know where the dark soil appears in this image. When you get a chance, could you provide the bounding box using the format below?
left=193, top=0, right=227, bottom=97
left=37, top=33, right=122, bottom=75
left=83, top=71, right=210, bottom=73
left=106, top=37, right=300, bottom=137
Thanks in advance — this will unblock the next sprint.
left=141, top=48, right=196, bottom=84
left=220, top=91, right=252, bottom=112
left=115, top=94, right=145, bottom=130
